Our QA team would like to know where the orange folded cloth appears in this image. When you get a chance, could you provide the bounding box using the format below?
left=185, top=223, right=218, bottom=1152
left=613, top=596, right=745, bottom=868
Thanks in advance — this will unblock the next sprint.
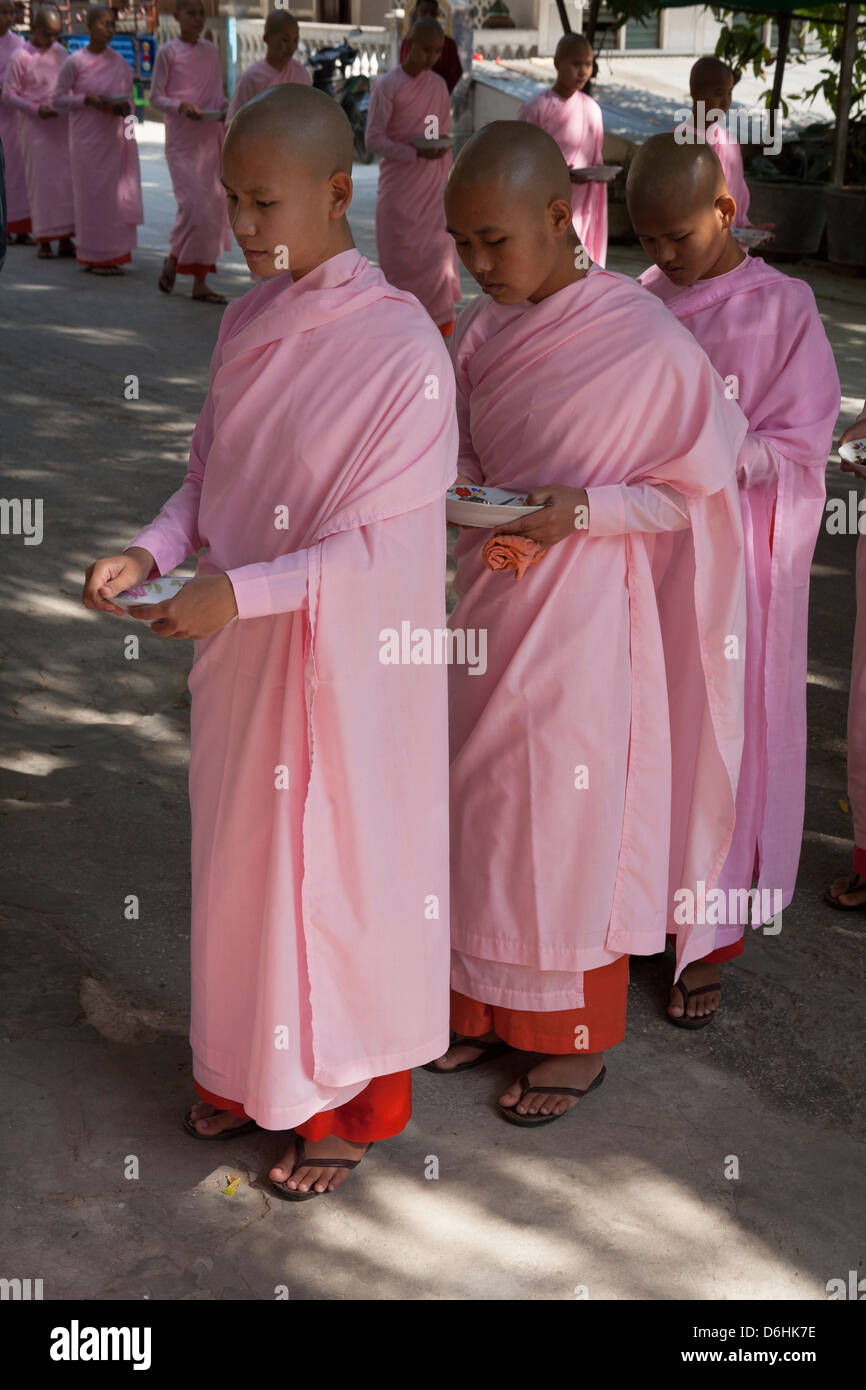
left=482, top=533, right=546, bottom=580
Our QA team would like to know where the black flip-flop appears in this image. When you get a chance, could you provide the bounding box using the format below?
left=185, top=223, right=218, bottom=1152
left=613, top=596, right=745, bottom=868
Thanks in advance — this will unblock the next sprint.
left=823, top=873, right=866, bottom=911
left=498, top=1064, right=606, bottom=1127
left=182, top=1107, right=258, bottom=1140
left=269, top=1136, right=371, bottom=1203
left=158, top=258, right=176, bottom=294
left=667, top=977, right=721, bottom=1030
left=423, top=1030, right=511, bottom=1074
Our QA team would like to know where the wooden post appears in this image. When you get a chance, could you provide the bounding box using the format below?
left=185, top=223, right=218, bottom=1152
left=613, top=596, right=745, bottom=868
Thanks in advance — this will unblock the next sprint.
left=585, top=0, right=601, bottom=43
left=554, top=0, right=573, bottom=36
left=830, top=3, right=859, bottom=186
left=769, top=11, right=791, bottom=146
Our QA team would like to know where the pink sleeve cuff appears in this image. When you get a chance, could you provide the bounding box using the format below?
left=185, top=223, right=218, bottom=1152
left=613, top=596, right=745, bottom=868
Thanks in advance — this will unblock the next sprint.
left=226, top=550, right=309, bottom=620
left=583, top=485, right=625, bottom=536
left=124, top=528, right=186, bottom=579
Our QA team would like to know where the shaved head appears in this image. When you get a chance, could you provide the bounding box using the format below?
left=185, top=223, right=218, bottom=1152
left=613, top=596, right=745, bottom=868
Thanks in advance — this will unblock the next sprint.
left=626, top=134, right=742, bottom=288
left=449, top=120, right=573, bottom=214
left=409, top=15, right=443, bottom=40
left=555, top=32, right=592, bottom=61
left=226, top=81, right=353, bottom=176
left=690, top=55, right=734, bottom=96
left=33, top=3, right=62, bottom=27
left=627, top=132, right=726, bottom=217
left=86, top=3, right=111, bottom=25
left=264, top=8, right=298, bottom=34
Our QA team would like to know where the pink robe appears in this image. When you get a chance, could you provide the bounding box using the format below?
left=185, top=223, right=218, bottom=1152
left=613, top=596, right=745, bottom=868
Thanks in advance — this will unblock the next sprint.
left=366, top=65, right=460, bottom=326
left=517, top=88, right=607, bottom=266
left=847, top=400, right=866, bottom=850
left=0, top=29, right=30, bottom=231
left=149, top=37, right=230, bottom=274
left=225, top=56, right=311, bottom=123
left=448, top=267, right=748, bottom=1007
left=52, top=48, right=143, bottom=266
left=641, top=255, right=840, bottom=943
left=3, top=40, right=74, bottom=240
left=126, top=249, right=456, bottom=1128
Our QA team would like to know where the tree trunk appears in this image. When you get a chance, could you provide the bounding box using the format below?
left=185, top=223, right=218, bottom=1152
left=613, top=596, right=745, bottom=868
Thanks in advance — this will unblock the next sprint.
left=830, top=3, right=859, bottom=186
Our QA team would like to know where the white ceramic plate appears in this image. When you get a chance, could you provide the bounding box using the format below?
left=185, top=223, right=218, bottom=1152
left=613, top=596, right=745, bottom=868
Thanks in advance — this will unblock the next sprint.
left=112, top=576, right=189, bottom=608
left=840, top=440, right=866, bottom=465
left=411, top=134, right=453, bottom=150
left=732, top=227, right=772, bottom=249
left=570, top=164, right=622, bottom=182
left=446, top=484, right=544, bottom=529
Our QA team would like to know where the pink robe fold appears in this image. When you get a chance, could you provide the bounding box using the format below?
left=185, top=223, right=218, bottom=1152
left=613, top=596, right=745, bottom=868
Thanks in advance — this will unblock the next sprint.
left=517, top=88, right=607, bottom=266
left=366, top=65, right=460, bottom=326
left=641, top=255, right=840, bottom=943
left=149, top=37, right=230, bottom=273
left=126, top=249, right=456, bottom=1127
left=3, top=39, right=74, bottom=240
left=225, top=56, right=311, bottom=123
left=0, top=29, right=30, bottom=230
left=448, top=267, right=747, bottom=1005
left=52, top=47, right=142, bottom=266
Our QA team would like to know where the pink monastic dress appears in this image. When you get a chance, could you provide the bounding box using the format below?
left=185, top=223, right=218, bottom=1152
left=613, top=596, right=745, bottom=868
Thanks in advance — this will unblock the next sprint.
left=52, top=47, right=143, bottom=267
left=126, top=250, right=457, bottom=1128
left=366, top=65, right=461, bottom=326
left=149, top=37, right=231, bottom=275
left=0, top=28, right=30, bottom=232
left=641, top=254, right=840, bottom=945
left=448, top=267, right=748, bottom=1007
left=3, top=39, right=74, bottom=240
left=517, top=88, right=608, bottom=266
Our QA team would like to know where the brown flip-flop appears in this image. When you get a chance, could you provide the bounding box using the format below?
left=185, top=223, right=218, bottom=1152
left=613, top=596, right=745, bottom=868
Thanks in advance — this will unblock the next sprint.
left=423, top=1031, right=511, bottom=1073
left=268, top=1136, right=371, bottom=1202
left=498, top=1063, right=606, bottom=1127
left=824, top=873, right=866, bottom=911
left=182, top=1107, right=258, bottom=1140
left=667, top=977, right=721, bottom=1030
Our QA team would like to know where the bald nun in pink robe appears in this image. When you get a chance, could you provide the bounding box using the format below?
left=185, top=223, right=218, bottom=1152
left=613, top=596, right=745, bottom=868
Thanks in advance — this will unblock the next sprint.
left=517, top=88, right=607, bottom=266
left=149, top=30, right=230, bottom=281
left=0, top=16, right=30, bottom=236
left=642, top=255, right=839, bottom=950
left=365, top=22, right=460, bottom=330
left=120, top=247, right=456, bottom=1130
left=53, top=39, right=143, bottom=268
left=3, top=23, right=74, bottom=247
left=448, top=266, right=748, bottom=1014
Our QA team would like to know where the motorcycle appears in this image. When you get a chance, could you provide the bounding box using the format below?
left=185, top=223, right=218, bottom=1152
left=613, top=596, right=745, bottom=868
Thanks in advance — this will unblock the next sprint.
left=308, top=38, right=372, bottom=164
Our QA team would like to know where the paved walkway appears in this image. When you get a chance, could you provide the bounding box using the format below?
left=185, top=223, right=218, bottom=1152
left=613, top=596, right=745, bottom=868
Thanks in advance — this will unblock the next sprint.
left=0, top=128, right=864, bottom=1300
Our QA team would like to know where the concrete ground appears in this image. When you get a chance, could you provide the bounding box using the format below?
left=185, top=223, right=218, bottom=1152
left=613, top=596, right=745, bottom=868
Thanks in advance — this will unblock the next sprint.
left=1, top=123, right=865, bottom=1302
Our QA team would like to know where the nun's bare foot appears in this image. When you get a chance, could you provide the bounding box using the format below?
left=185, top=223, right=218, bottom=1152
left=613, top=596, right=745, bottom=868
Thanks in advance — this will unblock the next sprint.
left=187, top=1102, right=251, bottom=1136
left=667, top=960, right=722, bottom=1022
left=428, top=1029, right=501, bottom=1071
left=191, top=279, right=227, bottom=304
left=826, top=872, right=866, bottom=908
left=270, top=1135, right=369, bottom=1194
left=498, top=1053, right=605, bottom=1117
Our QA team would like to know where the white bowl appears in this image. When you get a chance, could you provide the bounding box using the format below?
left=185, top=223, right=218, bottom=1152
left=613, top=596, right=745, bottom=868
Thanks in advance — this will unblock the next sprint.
left=411, top=134, right=453, bottom=150
left=112, top=576, right=189, bottom=608
left=732, top=227, right=771, bottom=249
left=840, top=440, right=866, bottom=465
left=446, top=484, right=544, bottom=528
